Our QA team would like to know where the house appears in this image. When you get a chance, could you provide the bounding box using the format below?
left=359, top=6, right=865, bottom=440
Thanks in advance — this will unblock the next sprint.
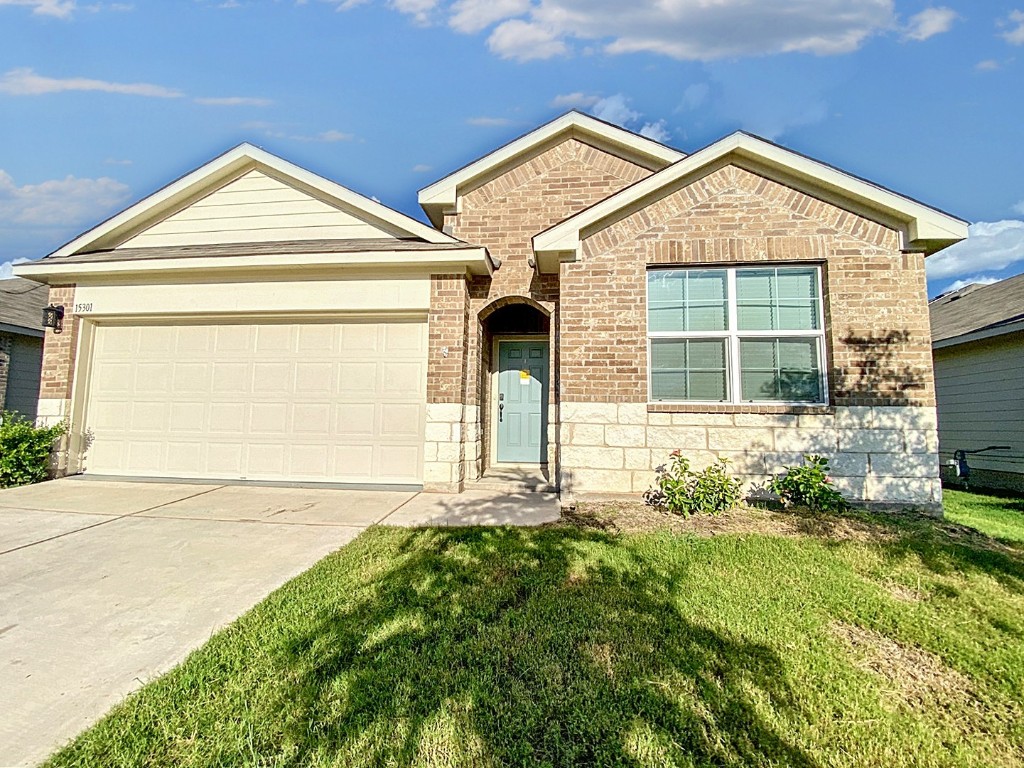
left=930, top=274, right=1024, bottom=492
left=0, top=277, right=47, bottom=421
left=14, top=112, right=967, bottom=510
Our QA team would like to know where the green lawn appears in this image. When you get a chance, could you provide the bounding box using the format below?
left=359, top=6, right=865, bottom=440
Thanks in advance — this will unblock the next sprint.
left=48, top=491, right=1024, bottom=767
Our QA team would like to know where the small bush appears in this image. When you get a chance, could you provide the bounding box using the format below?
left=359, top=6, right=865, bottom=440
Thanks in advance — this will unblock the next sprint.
left=644, top=451, right=743, bottom=517
left=0, top=412, right=67, bottom=488
left=769, top=454, right=848, bottom=513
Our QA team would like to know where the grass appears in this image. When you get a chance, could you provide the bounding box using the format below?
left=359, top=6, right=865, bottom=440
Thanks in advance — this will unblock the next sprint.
left=46, top=491, right=1024, bottom=767
left=944, top=488, right=1024, bottom=543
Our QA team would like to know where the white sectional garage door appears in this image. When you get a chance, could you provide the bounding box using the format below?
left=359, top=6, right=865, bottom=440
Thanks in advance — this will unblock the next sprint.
left=83, top=319, right=426, bottom=485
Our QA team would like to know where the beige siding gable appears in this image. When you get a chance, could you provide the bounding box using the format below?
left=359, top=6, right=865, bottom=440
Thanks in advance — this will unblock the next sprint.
left=118, top=169, right=400, bottom=249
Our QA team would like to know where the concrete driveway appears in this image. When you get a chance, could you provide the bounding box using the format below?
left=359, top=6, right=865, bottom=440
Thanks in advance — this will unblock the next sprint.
left=0, top=478, right=416, bottom=767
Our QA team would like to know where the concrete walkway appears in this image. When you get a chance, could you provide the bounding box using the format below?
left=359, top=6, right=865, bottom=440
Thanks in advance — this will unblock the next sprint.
left=0, top=478, right=559, bottom=767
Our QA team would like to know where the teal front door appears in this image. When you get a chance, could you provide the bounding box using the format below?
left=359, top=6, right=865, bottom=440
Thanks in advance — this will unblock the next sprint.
left=496, top=340, right=548, bottom=464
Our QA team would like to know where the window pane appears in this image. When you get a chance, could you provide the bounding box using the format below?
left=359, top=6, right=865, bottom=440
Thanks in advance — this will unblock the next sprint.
left=651, top=338, right=727, bottom=401
left=736, top=267, right=820, bottom=331
left=648, top=269, right=727, bottom=332
left=739, top=337, right=822, bottom=402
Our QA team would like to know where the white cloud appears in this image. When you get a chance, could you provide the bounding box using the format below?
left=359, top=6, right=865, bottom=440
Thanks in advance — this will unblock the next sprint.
left=0, top=67, right=182, bottom=97
left=389, top=0, right=437, bottom=24
left=639, top=119, right=671, bottom=143
left=1013, top=200, right=1024, bottom=215
left=466, top=116, right=513, bottom=126
left=103, top=157, right=133, bottom=166
left=943, top=275, right=1001, bottom=292
left=194, top=96, right=273, bottom=106
left=449, top=0, right=528, bottom=33
left=0, top=0, right=75, bottom=18
left=901, top=7, right=957, bottom=41
left=0, top=170, right=130, bottom=227
left=926, top=220, right=1024, bottom=279
left=550, top=91, right=601, bottom=109
left=591, top=94, right=640, bottom=127
left=678, top=82, right=710, bottom=111
left=484, top=0, right=895, bottom=61
left=412, top=163, right=433, bottom=172
left=587, top=93, right=673, bottom=144
left=244, top=122, right=355, bottom=142
left=0, top=257, right=31, bottom=279
left=1001, top=10, right=1024, bottom=45
left=975, top=59, right=1001, bottom=71
left=332, top=0, right=925, bottom=61
left=488, top=18, right=567, bottom=61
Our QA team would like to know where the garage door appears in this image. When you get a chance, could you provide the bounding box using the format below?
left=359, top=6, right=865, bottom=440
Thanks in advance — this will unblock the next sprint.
left=82, top=319, right=426, bottom=484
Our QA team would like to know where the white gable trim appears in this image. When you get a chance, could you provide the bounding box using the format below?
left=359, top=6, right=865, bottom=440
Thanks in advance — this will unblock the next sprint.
left=532, top=132, right=969, bottom=271
left=417, top=111, right=685, bottom=228
left=49, top=143, right=457, bottom=259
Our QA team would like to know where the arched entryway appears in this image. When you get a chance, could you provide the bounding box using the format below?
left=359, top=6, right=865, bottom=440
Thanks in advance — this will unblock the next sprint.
left=478, top=297, right=553, bottom=479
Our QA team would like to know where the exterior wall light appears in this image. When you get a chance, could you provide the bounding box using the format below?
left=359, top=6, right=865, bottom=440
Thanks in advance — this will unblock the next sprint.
left=43, top=304, right=65, bottom=334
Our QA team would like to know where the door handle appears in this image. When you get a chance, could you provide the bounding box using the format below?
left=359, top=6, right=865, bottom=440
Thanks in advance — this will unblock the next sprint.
left=499, top=402, right=504, bottom=422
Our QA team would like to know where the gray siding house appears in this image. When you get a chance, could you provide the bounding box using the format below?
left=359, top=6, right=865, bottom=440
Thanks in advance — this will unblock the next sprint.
left=930, top=274, right=1024, bottom=491
left=0, top=278, right=47, bottom=421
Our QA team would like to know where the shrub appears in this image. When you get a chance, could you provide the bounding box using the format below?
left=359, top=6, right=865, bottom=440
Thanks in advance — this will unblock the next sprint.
left=769, top=454, right=848, bottom=513
left=0, top=412, right=67, bottom=488
left=644, top=451, right=743, bottom=517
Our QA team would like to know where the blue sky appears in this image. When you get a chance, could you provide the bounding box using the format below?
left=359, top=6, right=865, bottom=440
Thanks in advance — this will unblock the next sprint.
left=1, top=0, right=1022, bottom=297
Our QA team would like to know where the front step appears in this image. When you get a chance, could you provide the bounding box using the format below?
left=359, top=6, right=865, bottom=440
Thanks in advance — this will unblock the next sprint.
left=469, top=467, right=557, bottom=494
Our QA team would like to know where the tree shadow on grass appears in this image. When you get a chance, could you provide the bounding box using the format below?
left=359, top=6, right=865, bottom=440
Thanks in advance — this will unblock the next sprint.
left=265, top=525, right=817, bottom=767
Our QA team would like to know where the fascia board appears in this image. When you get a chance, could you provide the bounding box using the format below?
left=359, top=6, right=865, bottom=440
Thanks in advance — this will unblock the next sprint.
left=932, top=319, right=1024, bottom=349
left=13, top=247, right=492, bottom=282
left=533, top=133, right=968, bottom=257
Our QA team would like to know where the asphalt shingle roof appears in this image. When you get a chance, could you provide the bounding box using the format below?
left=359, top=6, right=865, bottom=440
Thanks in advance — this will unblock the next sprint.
left=0, top=277, right=47, bottom=333
left=929, top=272, right=1024, bottom=343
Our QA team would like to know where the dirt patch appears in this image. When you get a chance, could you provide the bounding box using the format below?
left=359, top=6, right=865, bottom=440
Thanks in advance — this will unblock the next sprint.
left=560, top=501, right=898, bottom=543
left=831, top=621, right=1020, bottom=759
left=883, top=581, right=925, bottom=603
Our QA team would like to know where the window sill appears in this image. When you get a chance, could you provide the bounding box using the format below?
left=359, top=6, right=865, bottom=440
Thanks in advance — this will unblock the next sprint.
left=647, top=403, right=835, bottom=415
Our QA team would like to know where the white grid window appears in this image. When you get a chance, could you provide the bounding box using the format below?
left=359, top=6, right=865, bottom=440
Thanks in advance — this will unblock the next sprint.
left=647, top=266, right=828, bottom=404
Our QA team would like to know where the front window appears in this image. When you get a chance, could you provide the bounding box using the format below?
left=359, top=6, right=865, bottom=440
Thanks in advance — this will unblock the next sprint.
left=647, top=266, right=827, bottom=404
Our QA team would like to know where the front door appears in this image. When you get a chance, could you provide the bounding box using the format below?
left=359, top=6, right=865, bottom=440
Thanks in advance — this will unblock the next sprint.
left=496, top=340, right=548, bottom=464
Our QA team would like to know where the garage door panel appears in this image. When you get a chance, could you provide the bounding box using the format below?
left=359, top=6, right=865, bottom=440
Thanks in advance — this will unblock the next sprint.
left=255, top=325, right=294, bottom=353
left=207, top=443, right=243, bottom=474
left=294, top=362, right=335, bottom=394
left=214, top=325, right=253, bottom=352
left=212, top=362, right=249, bottom=393
left=297, top=324, right=339, bottom=353
left=167, top=442, right=203, bottom=473
left=130, top=401, right=170, bottom=432
left=382, top=362, right=424, bottom=397
left=250, top=402, right=289, bottom=434
left=126, top=441, right=164, bottom=473
left=173, top=363, right=212, bottom=393
left=83, top=320, right=425, bottom=483
left=381, top=403, right=424, bottom=438
left=209, top=402, right=246, bottom=432
left=175, top=327, right=213, bottom=353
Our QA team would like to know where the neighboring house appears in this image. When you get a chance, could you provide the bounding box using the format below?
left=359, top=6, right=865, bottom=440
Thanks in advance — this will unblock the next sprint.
left=0, top=277, right=47, bottom=421
left=930, top=274, right=1024, bottom=491
left=15, top=112, right=967, bottom=510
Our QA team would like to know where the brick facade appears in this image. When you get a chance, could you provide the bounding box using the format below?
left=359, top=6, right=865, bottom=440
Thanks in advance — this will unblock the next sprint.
left=555, top=165, right=940, bottom=509
left=36, top=285, right=79, bottom=472
left=430, top=137, right=652, bottom=487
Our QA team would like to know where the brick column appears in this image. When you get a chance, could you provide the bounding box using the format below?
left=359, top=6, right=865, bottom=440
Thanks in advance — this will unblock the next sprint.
left=424, top=274, right=470, bottom=492
left=37, top=285, right=78, bottom=473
